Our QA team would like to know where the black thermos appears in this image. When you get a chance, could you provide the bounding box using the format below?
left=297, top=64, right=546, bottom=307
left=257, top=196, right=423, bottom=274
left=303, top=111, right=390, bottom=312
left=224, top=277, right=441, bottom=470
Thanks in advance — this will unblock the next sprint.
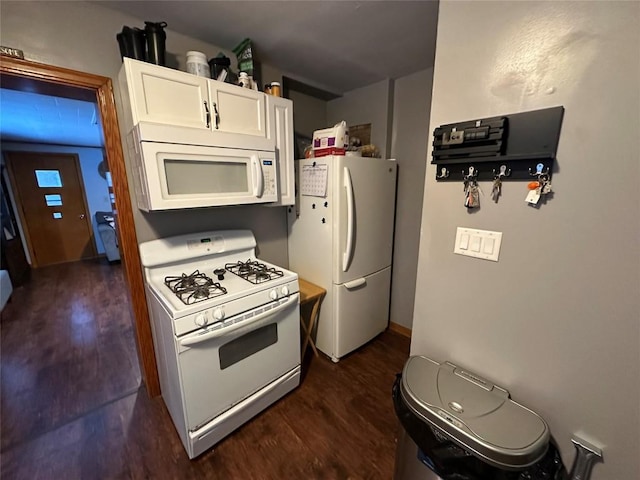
left=144, top=21, right=167, bottom=66
left=117, top=26, right=146, bottom=61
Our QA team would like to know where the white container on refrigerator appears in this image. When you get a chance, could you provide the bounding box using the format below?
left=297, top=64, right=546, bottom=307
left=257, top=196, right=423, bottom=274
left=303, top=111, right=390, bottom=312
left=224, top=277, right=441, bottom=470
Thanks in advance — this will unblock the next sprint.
left=287, top=155, right=397, bottom=362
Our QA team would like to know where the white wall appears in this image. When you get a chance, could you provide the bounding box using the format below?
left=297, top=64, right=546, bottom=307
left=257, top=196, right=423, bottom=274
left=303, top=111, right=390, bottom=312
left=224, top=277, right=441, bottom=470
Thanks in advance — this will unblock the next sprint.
left=389, top=69, right=434, bottom=329
left=0, top=1, right=289, bottom=266
left=327, top=79, right=393, bottom=157
left=413, top=2, right=639, bottom=479
left=1, top=143, right=112, bottom=255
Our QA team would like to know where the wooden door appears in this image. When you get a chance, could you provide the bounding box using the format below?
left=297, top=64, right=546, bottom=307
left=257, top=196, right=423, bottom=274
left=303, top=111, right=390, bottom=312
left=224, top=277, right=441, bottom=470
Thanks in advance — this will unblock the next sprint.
left=6, top=152, right=96, bottom=267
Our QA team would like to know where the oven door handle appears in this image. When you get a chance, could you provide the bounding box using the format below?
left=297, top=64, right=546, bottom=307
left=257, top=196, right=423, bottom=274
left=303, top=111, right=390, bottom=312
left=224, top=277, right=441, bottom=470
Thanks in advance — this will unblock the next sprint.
left=179, top=293, right=299, bottom=347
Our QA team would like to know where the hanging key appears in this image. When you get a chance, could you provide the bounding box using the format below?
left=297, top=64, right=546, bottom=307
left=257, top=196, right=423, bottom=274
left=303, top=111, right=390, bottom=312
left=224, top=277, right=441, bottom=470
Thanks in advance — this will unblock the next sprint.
left=466, top=182, right=480, bottom=208
left=491, top=176, right=502, bottom=203
left=526, top=180, right=541, bottom=205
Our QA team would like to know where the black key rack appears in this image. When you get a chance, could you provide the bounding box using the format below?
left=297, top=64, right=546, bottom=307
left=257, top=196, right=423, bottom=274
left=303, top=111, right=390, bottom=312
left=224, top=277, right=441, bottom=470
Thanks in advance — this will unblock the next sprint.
left=431, top=106, right=565, bottom=182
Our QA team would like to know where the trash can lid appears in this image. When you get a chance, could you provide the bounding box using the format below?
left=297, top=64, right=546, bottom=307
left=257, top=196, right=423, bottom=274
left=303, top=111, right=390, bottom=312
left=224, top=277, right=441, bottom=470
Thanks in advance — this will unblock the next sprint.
left=401, top=356, right=549, bottom=470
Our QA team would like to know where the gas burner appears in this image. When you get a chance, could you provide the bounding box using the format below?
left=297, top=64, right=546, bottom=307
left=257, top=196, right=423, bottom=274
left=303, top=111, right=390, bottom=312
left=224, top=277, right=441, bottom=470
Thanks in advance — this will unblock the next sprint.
left=192, top=286, right=210, bottom=299
left=164, top=270, right=227, bottom=305
left=225, top=260, right=284, bottom=284
left=255, top=271, right=271, bottom=282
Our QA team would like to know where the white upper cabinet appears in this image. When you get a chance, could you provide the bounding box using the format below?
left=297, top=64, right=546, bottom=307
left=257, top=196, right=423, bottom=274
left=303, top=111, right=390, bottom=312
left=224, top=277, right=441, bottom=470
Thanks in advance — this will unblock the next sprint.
left=266, top=96, right=295, bottom=206
left=119, top=58, right=266, bottom=139
left=118, top=58, right=294, bottom=207
left=209, top=81, right=267, bottom=138
left=119, top=58, right=210, bottom=132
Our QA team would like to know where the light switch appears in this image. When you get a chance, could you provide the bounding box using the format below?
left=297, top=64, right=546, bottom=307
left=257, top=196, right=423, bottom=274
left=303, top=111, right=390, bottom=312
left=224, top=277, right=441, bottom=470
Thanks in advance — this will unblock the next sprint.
left=459, top=233, right=470, bottom=250
left=454, top=227, right=503, bottom=262
left=483, top=238, right=495, bottom=254
left=470, top=236, right=481, bottom=252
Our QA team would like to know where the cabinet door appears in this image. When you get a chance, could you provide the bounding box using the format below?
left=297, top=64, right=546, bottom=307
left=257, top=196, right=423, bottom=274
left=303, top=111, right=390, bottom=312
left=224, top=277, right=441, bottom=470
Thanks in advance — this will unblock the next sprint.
left=124, top=58, right=210, bottom=130
left=266, top=96, right=295, bottom=206
left=208, top=81, right=267, bottom=138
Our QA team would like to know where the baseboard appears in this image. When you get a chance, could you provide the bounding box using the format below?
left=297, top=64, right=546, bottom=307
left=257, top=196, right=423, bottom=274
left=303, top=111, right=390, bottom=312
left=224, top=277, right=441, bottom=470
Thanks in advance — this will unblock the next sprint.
left=389, top=321, right=412, bottom=338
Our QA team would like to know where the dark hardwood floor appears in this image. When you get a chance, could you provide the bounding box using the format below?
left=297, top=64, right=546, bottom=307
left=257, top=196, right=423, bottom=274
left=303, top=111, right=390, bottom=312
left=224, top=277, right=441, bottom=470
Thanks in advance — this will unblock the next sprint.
left=1, top=260, right=411, bottom=479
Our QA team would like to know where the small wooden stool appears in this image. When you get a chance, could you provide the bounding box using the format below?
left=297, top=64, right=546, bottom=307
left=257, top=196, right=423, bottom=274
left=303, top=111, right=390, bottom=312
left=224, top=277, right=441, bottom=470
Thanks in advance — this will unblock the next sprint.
left=298, top=278, right=326, bottom=357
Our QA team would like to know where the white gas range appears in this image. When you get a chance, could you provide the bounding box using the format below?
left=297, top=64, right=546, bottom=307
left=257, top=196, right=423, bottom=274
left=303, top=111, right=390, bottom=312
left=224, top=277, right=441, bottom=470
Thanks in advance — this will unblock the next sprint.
left=139, top=230, right=301, bottom=459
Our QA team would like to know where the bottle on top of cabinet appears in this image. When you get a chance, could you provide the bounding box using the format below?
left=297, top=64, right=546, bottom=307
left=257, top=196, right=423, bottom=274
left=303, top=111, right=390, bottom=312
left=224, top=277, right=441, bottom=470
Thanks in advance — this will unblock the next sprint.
left=238, top=72, right=251, bottom=88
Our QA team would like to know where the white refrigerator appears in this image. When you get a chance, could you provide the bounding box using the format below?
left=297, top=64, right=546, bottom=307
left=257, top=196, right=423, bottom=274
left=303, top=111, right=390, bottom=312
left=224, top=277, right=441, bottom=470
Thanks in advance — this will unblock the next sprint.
left=287, top=155, right=397, bottom=362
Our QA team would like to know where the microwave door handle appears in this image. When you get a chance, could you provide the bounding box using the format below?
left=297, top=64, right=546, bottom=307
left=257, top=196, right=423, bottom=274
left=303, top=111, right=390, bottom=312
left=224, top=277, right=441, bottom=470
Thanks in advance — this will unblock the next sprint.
left=252, top=156, right=264, bottom=198
left=179, top=293, right=299, bottom=347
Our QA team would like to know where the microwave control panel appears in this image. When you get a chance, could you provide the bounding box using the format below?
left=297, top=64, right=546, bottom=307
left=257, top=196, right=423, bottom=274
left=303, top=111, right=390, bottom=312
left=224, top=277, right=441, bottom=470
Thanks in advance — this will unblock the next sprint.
left=262, top=159, right=277, bottom=196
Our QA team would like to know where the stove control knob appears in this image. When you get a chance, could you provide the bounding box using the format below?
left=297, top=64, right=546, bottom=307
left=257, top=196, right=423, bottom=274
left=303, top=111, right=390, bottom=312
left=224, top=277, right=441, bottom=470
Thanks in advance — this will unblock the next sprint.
left=269, top=289, right=279, bottom=300
left=281, top=286, right=290, bottom=296
left=195, top=313, right=208, bottom=327
left=213, top=268, right=226, bottom=281
left=213, top=308, right=225, bottom=321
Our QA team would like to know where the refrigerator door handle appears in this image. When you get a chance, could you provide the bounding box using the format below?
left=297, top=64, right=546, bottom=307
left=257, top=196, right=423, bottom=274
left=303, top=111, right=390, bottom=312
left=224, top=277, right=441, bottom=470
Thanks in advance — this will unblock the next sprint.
left=343, top=166, right=355, bottom=272
left=344, top=278, right=366, bottom=289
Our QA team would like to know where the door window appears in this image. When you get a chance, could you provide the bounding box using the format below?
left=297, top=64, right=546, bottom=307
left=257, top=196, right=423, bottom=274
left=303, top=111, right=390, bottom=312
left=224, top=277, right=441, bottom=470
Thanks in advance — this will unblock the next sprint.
left=44, top=194, right=63, bottom=206
left=35, top=170, right=62, bottom=188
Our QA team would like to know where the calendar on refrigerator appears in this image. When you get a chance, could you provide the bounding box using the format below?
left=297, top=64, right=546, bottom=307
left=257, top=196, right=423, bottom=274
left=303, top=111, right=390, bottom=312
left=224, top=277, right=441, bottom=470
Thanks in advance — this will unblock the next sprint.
left=300, top=164, right=328, bottom=197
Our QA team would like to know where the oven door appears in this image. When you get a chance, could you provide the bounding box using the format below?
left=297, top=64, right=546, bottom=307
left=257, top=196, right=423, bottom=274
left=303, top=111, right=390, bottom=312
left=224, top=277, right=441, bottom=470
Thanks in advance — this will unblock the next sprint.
left=176, top=293, right=300, bottom=431
left=138, top=141, right=277, bottom=210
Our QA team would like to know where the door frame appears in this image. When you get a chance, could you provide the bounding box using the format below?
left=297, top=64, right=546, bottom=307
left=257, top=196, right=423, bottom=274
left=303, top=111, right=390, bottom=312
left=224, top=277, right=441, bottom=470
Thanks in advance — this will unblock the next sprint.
left=0, top=57, right=160, bottom=396
left=5, top=151, right=97, bottom=267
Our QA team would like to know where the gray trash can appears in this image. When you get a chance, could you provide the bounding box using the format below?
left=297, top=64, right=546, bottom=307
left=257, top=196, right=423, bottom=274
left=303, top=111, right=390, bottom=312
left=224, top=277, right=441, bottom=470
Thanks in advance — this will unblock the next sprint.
left=393, top=356, right=561, bottom=480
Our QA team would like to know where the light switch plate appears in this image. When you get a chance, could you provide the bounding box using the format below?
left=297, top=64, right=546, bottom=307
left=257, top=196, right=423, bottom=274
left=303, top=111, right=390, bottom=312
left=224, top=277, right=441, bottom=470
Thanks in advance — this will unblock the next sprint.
left=454, top=227, right=502, bottom=261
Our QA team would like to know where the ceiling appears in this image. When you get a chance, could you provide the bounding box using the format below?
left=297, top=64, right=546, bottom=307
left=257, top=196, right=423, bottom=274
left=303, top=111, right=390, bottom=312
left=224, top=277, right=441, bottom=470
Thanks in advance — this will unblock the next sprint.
left=98, top=0, right=440, bottom=94
left=0, top=89, right=104, bottom=148
left=0, top=1, right=439, bottom=148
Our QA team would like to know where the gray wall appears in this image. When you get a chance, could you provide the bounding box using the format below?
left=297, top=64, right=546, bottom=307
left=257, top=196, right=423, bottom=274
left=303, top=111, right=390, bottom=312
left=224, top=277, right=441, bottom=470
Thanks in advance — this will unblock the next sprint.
left=288, top=90, right=328, bottom=139
left=327, top=80, right=393, bottom=158
left=389, top=69, right=434, bottom=329
left=412, top=2, right=639, bottom=479
left=1, top=1, right=289, bottom=266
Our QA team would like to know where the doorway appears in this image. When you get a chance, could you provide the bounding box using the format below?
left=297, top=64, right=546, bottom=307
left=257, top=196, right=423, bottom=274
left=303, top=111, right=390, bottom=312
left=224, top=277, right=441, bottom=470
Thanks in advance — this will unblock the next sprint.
left=0, top=57, right=160, bottom=396
left=5, top=152, right=97, bottom=266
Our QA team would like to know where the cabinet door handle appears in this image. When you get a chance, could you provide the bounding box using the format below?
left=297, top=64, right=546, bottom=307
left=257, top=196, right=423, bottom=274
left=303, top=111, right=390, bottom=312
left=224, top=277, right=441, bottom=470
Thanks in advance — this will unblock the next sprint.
left=212, top=102, right=220, bottom=129
left=203, top=101, right=211, bottom=128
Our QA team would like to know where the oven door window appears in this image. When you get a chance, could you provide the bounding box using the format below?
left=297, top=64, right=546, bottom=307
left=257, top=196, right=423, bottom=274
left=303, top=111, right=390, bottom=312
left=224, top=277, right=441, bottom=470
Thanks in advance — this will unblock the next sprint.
left=164, top=158, right=249, bottom=195
left=219, top=323, right=277, bottom=370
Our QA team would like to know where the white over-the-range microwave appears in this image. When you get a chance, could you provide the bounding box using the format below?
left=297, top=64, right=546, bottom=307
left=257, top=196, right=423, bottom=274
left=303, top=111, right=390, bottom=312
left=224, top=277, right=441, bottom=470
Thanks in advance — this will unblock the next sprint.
left=126, top=122, right=278, bottom=211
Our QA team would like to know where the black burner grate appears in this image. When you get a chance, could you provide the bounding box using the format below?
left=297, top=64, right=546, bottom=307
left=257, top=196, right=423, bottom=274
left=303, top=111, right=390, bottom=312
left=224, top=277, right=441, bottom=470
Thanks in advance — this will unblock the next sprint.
left=225, top=260, right=284, bottom=284
left=164, top=270, right=227, bottom=305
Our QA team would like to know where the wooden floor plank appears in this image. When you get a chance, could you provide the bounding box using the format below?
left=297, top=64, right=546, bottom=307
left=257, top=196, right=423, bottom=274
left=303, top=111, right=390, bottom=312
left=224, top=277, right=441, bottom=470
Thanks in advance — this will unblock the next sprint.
left=1, top=260, right=411, bottom=479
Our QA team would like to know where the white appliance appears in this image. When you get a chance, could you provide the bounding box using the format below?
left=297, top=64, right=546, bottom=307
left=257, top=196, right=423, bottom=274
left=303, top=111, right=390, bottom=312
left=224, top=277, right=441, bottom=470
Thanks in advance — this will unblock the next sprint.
left=139, top=230, right=300, bottom=458
left=287, top=155, right=397, bottom=362
left=127, top=122, right=278, bottom=211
